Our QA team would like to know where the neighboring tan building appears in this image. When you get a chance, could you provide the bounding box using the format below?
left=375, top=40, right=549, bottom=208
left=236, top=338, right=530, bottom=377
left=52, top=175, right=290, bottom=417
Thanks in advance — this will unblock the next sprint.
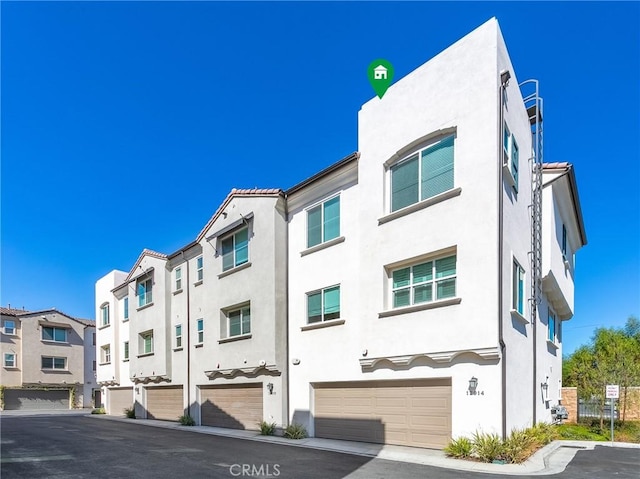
left=0, top=307, right=96, bottom=410
left=95, top=18, right=586, bottom=449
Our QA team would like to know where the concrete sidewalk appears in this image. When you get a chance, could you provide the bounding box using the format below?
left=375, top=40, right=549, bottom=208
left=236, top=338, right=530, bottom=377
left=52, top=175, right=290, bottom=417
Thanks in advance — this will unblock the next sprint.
left=81, top=414, right=639, bottom=475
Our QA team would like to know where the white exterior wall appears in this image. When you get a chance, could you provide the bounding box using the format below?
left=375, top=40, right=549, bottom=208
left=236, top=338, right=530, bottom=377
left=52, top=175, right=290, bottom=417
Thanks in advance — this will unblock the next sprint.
left=95, top=271, right=127, bottom=387
left=289, top=19, right=510, bottom=439
left=191, top=194, right=287, bottom=427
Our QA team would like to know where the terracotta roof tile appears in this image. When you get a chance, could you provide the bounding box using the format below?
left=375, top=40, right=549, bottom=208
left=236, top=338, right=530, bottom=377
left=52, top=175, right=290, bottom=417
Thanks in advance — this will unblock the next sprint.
left=542, top=162, right=571, bottom=170
left=0, top=307, right=29, bottom=316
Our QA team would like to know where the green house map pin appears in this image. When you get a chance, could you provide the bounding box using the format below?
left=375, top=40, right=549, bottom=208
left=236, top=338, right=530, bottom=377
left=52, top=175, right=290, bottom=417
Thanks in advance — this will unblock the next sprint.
left=367, top=59, right=394, bottom=99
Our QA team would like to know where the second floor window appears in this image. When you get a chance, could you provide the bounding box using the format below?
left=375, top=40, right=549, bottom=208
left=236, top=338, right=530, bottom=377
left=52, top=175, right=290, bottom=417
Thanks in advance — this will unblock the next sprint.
left=123, top=341, right=129, bottom=361
left=307, top=196, right=340, bottom=248
left=123, top=297, right=129, bottom=321
left=561, top=224, right=567, bottom=258
left=100, top=304, right=110, bottom=327
left=392, top=255, right=457, bottom=308
left=391, top=135, right=454, bottom=212
left=197, top=319, right=204, bottom=344
left=4, top=353, right=16, bottom=368
left=175, top=324, right=182, bottom=348
left=228, top=306, right=250, bottom=337
left=42, top=356, right=66, bottom=370
left=307, top=285, right=340, bottom=324
left=101, top=345, right=111, bottom=364
left=222, top=229, right=249, bottom=271
left=42, top=326, right=67, bottom=343
left=137, top=277, right=153, bottom=307
left=140, top=331, right=154, bottom=355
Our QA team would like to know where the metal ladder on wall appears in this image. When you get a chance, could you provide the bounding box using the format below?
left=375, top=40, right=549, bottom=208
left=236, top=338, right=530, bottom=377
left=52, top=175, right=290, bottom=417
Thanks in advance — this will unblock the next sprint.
left=520, top=80, right=543, bottom=325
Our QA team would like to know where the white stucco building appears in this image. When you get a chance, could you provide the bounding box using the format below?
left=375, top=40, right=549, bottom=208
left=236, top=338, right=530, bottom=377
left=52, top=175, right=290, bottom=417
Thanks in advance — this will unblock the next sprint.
left=95, top=18, right=586, bottom=449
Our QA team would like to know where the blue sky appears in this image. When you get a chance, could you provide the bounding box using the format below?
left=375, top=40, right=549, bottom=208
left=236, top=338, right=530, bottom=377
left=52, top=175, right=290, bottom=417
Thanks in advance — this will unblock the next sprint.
left=1, top=2, right=638, bottom=355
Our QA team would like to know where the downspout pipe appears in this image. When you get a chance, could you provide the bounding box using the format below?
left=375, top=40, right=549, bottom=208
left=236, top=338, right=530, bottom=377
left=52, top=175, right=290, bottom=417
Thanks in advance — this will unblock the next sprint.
left=498, top=71, right=508, bottom=441
left=284, top=193, right=290, bottom=429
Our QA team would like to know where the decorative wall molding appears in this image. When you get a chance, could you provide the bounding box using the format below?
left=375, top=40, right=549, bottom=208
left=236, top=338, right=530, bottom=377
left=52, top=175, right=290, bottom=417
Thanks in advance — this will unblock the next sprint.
left=359, top=347, right=501, bottom=371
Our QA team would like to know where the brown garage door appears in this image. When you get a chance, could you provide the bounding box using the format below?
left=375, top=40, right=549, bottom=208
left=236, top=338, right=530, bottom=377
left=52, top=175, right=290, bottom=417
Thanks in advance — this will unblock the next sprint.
left=314, top=378, right=451, bottom=449
left=146, top=386, right=184, bottom=421
left=201, top=383, right=263, bottom=430
left=108, top=387, right=133, bottom=416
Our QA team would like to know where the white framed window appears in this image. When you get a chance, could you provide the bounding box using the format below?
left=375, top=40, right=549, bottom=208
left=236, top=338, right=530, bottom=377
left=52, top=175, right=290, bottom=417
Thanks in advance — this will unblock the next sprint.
left=123, top=297, right=129, bottom=321
left=307, top=195, right=340, bottom=248
left=392, top=255, right=457, bottom=308
left=93, top=333, right=96, bottom=346
left=42, top=356, right=66, bottom=370
left=548, top=309, right=557, bottom=343
left=512, top=260, right=525, bottom=316
left=561, top=224, right=567, bottom=258
left=4, top=319, right=15, bottom=335
left=197, top=319, right=204, bottom=344
left=307, top=285, right=340, bottom=324
left=503, top=123, right=519, bottom=191
left=100, top=303, right=110, bottom=327
left=42, top=326, right=67, bottom=343
left=221, top=229, right=249, bottom=271
left=227, top=306, right=250, bottom=337
left=101, top=345, right=111, bottom=364
left=175, top=324, right=182, bottom=348
left=137, top=277, right=153, bottom=307
left=139, top=330, right=154, bottom=355
left=175, top=267, right=182, bottom=291
left=196, top=256, right=204, bottom=281
left=391, top=135, right=454, bottom=212
left=4, top=353, right=16, bottom=368
left=123, top=341, right=129, bottom=361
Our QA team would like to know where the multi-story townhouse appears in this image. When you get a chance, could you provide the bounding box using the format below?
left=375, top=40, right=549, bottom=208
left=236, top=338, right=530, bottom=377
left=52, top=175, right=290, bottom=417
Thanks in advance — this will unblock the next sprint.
left=96, top=189, right=288, bottom=426
left=95, top=18, right=586, bottom=449
left=1, top=307, right=96, bottom=410
left=287, top=18, right=586, bottom=449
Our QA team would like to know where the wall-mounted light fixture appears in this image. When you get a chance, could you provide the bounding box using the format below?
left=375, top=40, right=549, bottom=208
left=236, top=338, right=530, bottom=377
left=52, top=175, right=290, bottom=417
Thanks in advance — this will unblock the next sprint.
left=266, top=383, right=274, bottom=395
left=468, top=377, right=478, bottom=394
left=541, top=377, right=549, bottom=400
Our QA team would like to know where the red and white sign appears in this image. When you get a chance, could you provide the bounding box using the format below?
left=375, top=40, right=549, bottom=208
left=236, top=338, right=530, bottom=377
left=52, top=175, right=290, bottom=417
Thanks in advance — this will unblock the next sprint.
left=606, top=384, right=619, bottom=399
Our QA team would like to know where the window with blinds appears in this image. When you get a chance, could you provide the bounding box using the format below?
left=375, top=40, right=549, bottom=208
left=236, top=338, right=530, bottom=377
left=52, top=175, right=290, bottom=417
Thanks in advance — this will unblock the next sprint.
left=307, top=285, right=341, bottom=324
left=391, top=135, right=454, bottom=212
left=392, top=255, right=456, bottom=308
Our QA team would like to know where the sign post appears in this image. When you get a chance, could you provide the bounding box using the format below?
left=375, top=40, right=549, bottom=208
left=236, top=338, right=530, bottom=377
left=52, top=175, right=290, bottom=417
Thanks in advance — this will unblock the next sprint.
left=606, top=385, right=619, bottom=443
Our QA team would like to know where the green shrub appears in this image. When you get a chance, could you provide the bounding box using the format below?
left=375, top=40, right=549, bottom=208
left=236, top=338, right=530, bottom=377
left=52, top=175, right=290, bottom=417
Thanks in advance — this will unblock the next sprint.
left=502, top=428, right=534, bottom=464
left=91, top=407, right=106, bottom=414
left=471, top=431, right=504, bottom=463
left=124, top=406, right=136, bottom=419
left=557, top=423, right=607, bottom=441
left=259, top=421, right=277, bottom=436
left=529, top=422, right=558, bottom=446
left=444, top=436, right=473, bottom=458
left=179, top=415, right=195, bottom=426
left=283, top=423, right=307, bottom=439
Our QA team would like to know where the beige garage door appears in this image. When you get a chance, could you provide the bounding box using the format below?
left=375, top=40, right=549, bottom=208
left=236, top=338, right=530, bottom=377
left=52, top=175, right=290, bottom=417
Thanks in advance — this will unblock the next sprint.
left=146, top=386, right=184, bottom=421
left=4, top=389, right=69, bottom=411
left=201, top=383, right=263, bottom=430
left=108, top=387, right=133, bottom=416
left=314, top=378, right=451, bottom=449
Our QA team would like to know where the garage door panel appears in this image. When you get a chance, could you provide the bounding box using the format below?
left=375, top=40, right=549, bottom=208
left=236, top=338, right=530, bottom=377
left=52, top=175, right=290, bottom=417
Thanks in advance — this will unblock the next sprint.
left=4, top=389, right=69, bottom=410
left=147, top=386, right=183, bottom=421
left=108, top=388, right=133, bottom=416
left=201, top=384, right=263, bottom=430
left=314, top=379, right=451, bottom=449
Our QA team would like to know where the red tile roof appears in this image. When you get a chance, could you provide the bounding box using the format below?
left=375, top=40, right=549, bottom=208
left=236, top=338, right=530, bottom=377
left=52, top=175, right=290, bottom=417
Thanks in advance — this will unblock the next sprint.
left=0, top=307, right=29, bottom=316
